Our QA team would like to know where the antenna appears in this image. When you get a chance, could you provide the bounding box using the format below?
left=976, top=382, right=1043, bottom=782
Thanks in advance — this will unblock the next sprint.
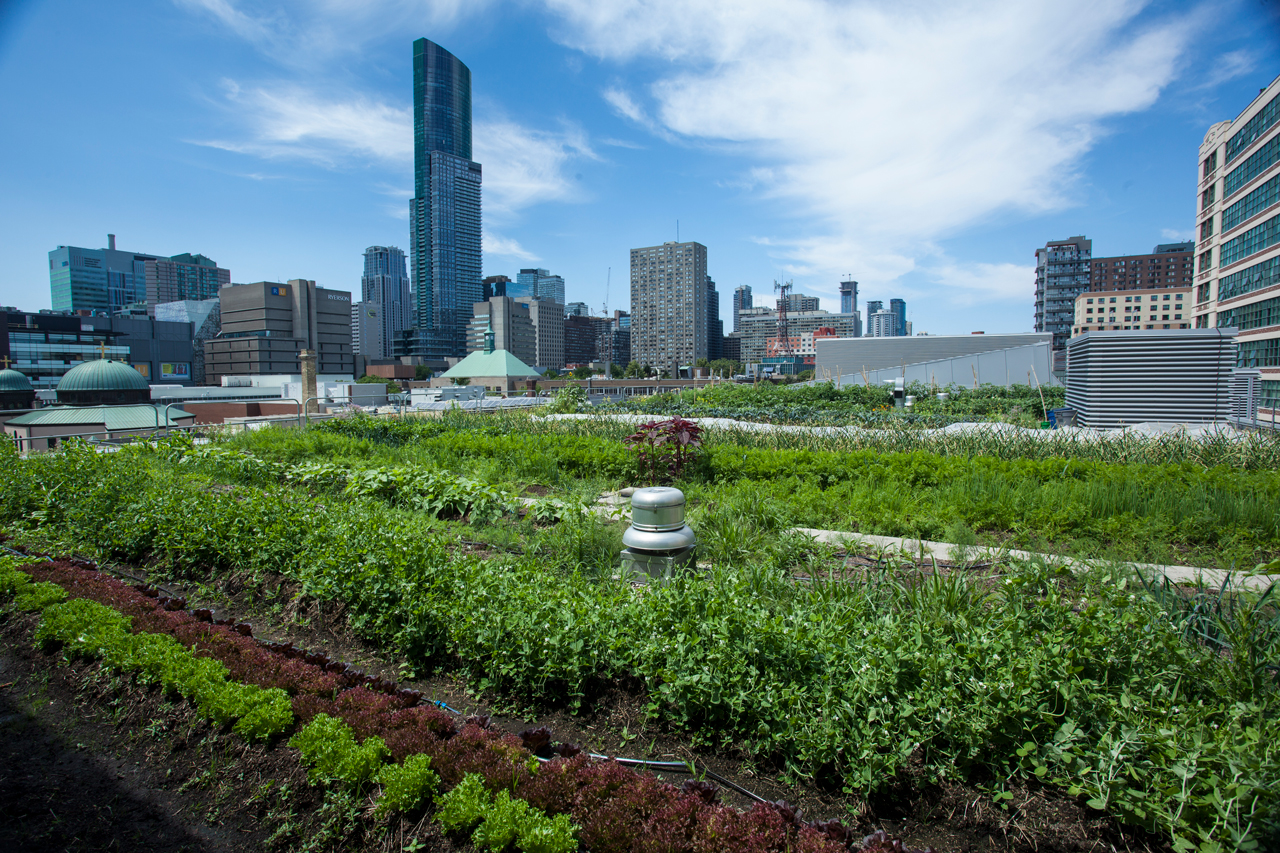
left=603, top=267, right=610, bottom=317
left=774, top=279, right=794, bottom=359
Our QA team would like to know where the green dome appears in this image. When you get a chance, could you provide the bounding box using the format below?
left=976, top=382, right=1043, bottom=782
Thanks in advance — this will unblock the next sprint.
left=0, top=367, right=33, bottom=393
left=57, top=359, right=150, bottom=393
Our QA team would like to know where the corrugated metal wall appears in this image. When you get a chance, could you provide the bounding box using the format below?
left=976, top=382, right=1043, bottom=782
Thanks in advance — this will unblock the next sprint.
left=1064, top=329, right=1237, bottom=428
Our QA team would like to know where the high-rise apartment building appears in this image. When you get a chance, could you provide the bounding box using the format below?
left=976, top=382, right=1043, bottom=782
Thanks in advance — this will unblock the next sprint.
left=206, top=280, right=354, bottom=382
left=565, top=315, right=612, bottom=366
left=867, top=310, right=898, bottom=338
left=735, top=306, right=860, bottom=361
left=784, top=293, right=821, bottom=313
left=1195, top=75, right=1280, bottom=424
left=402, top=38, right=482, bottom=361
left=865, top=300, right=882, bottom=333
left=361, top=246, right=410, bottom=360
left=840, top=281, right=858, bottom=317
left=1034, top=236, right=1092, bottom=352
left=49, top=235, right=229, bottom=315
left=732, top=286, right=752, bottom=333
left=630, top=241, right=709, bottom=373
left=565, top=301, right=591, bottom=317
left=145, top=254, right=230, bottom=308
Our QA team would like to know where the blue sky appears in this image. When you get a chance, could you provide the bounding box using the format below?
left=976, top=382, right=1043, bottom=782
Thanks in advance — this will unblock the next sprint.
left=1, top=0, right=1277, bottom=335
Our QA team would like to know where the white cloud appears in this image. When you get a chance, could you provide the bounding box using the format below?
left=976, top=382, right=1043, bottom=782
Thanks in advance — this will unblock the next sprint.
left=196, top=82, right=597, bottom=233
left=1161, top=227, right=1194, bottom=241
left=544, top=0, right=1194, bottom=299
left=485, top=231, right=540, bottom=261
left=175, top=0, right=491, bottom=64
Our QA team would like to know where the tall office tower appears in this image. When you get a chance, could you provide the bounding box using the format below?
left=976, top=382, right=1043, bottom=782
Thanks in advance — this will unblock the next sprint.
left=515, top=268, right=565, bottom=304
left=155, top=299, right=221, bottom=384
left=514, top=296, right=565, bottom=369
left=1034, top=235, right=1092, bottom=352
left=565, top=301, right=591, bottom=317
left=404, top=38, right=482, bottom=360
left=482, top=275, right=510, bottom=300
left=1195, top=74, right=1280, bottom=425
left=840, top=281, right=858, bottom=317
left=865, top=300, right=883, bottom=333
left=145, top=253, right=231, bottom=308
left=630, top=241, right=709, bottom=373
left=867, top=310, right=898, bottom=337
left=361, top=246, right=410, bottom=359
left=706, top=276, right=723, bottom=360
left=50, top=236, right=230, bottom=315
left=732, top=285, right=752, bottom=332
left=890, top=298, right=907, bottom=336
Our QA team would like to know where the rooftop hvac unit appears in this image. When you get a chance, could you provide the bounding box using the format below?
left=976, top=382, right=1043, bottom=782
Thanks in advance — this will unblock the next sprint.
left=1229, top=368, right=1261, bottom=428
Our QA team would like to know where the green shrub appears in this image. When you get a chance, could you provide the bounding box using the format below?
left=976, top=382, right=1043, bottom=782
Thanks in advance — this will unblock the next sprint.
left=374, top=754, right=440, bottom=818
left=290, top=713, right=388, bottom=786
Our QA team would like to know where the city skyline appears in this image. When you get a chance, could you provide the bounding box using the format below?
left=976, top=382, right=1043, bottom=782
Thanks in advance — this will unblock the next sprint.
left=1, top=1, right=1277, bottom=335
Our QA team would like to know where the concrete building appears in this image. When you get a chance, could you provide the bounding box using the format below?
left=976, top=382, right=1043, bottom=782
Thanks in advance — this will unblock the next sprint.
left=403, top=38, right=482, bottom=361
left=1065, top=329, right=1237, bottom=428
left=1195, top=74, right=1280, bottom=426
left=784, top=293, right=820, bottom=313
left=732, top=286, right=752, bottom=333
left=736, top=306, right=860, bottom=362
left=467, top=296, right=536, bottom=366
left=1034, top=236, right=1093, bottom=353
left=1072, top=287, right=1191, bottom=336
left=565, top=301, right=591, bottom=317
left=155, top=299, right=220, bottom=385
left=515, top=297, right=564, bottom=370
left=890, top=298, right=907, bottom=336
left=361, top=246, right=411, bottom=360
left=352, top=302, right=383, bottom=362
left=630, top=241, right=709, bottom=373
left=206, top=280, right=354, bottom=383
left=815, top=332, right=1054, bottom=384
left=48, top=237, right=229, bottom=315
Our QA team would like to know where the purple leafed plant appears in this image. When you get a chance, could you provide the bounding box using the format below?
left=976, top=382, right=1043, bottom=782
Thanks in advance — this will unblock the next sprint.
left=624, top=416, right=704, bottom=485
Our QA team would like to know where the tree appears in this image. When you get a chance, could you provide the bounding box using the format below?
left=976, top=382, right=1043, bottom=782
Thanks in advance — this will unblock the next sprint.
left=659, top=368, right=671, bottom=379
left=357, top=374, right=400, bottom=394
left=623, top=361, right=642, bottom=378
left=414, top=364, right=433, bottom=381
left=695, top=358, right=711, bottom=371
left=450, top=377, right=471, bottom=386
left=545, top=368, right=560, bottom=379
left=571, top=365, right=592, bottom=380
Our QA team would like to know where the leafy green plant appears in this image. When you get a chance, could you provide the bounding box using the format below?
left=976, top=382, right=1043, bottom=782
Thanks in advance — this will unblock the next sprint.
left=625, top=416, right=704, bottom=485
left=436, top=773, right=492, bottom=831
left=290, top=713, right=389, bottom=786
left=546, top=384, right=587, bottom=415
left=374, top=754, right=440, bottom=818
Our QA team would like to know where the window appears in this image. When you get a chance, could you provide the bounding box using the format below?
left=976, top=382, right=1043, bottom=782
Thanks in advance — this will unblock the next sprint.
left=1201, top=216, right=1215, bottom=241
left=1203, top=150, right=1218, bottom=177
left=1199, top=249, right=1214, bottom=273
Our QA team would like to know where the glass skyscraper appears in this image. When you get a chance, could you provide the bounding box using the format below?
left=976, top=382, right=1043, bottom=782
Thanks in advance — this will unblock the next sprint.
left=402, top=37, right=483, bottom=360
left=514, top=268, right=565, bottom=304
left=362, top=246, right=410, bottom=359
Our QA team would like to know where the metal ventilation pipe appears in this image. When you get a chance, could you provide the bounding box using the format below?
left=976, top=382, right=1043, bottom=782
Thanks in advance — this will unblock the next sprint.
left=620, top=486, right=697, bottom=583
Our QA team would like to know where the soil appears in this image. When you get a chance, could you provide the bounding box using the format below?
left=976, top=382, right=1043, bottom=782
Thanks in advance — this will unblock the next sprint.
left=0, top=542, right=1172, bottom=853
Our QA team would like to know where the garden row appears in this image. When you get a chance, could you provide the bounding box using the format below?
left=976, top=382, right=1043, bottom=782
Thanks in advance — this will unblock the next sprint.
left=1, top=552, right=890, bottom=853
left=235, top=419, right=1280, bottom=568
left=3, top=439, right=1276, bottom=850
